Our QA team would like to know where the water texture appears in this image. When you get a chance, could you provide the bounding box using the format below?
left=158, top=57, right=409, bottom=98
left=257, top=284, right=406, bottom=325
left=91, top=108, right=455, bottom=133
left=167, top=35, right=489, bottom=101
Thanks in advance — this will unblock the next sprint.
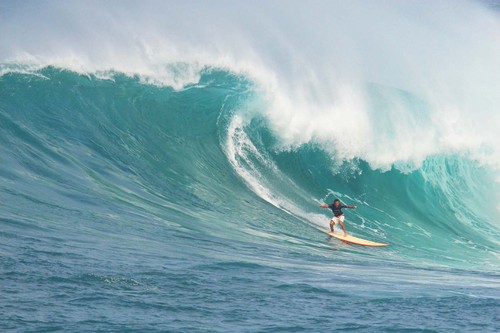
left=1, top=1, right=499, bottom=332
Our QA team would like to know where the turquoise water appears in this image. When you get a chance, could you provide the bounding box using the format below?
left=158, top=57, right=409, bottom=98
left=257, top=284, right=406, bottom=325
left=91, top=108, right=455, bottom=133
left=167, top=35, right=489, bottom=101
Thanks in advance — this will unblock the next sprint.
left=1, top=68, right=499, bottom=332
left=1, top=1, right=500, bottom=332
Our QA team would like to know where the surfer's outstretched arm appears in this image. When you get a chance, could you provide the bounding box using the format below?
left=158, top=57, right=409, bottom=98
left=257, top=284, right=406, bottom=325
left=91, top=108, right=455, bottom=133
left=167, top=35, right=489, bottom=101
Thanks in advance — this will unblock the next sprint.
left=319, top=204, right=329, bottom=208
left=346, top=205, right=357, bottom=209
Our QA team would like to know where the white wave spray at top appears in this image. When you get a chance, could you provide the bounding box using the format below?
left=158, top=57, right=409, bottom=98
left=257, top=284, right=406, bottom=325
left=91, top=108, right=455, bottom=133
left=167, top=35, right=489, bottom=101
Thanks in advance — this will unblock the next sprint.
left=1, top=0, right=500, bottom=170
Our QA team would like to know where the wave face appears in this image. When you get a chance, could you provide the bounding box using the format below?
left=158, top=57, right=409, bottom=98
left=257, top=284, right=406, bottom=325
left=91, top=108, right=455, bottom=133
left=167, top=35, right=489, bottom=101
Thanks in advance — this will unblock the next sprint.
left=1, top=1, right=500, bottom=332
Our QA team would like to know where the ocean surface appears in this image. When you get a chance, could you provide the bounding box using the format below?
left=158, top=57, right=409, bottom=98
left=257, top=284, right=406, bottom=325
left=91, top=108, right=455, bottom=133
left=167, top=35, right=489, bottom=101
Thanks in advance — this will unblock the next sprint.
left=1, top=1, right=499, bottom=332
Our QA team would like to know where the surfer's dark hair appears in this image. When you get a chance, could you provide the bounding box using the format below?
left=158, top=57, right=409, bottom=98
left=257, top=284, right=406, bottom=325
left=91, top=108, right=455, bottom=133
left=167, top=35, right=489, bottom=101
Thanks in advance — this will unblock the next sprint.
left=333, top=199, right=340, bottom=204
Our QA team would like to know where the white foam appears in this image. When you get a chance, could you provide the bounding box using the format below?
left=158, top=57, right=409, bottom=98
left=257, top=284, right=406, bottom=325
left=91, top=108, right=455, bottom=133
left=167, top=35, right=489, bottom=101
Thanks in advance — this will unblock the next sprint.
left=225, top=115, right=279, bottom=207
left=224, top=115, right=331, bottom=227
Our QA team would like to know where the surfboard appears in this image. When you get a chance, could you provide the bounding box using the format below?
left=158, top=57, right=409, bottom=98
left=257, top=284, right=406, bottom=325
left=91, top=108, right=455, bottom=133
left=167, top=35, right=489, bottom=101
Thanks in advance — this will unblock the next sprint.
left=320, top=229, right=389, bottom=247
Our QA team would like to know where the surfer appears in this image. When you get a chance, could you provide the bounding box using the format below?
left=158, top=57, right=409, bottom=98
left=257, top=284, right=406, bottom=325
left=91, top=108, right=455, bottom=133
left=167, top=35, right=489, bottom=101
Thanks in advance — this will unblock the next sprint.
left=320, top=199, right=357, bottom=237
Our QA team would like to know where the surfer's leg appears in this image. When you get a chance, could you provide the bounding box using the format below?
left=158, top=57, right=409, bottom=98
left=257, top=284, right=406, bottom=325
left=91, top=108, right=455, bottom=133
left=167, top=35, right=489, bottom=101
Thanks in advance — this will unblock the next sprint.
left=339, top=216, right=347, bottom=236
left=330, top=217, right=338, bottom=232
left=339, top=222, right=347, bottom=237
left=330, top=216, right=340, bottom=232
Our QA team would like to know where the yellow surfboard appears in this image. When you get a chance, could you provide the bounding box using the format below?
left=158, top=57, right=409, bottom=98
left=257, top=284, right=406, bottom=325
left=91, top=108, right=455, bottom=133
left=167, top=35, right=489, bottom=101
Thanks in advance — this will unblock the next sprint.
left=320, top=229, right=389, bottom=247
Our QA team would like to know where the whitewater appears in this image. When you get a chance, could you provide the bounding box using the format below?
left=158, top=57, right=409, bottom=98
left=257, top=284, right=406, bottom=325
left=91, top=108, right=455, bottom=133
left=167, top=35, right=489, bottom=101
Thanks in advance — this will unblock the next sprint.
left=1, top=1, right=499, bottom=332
